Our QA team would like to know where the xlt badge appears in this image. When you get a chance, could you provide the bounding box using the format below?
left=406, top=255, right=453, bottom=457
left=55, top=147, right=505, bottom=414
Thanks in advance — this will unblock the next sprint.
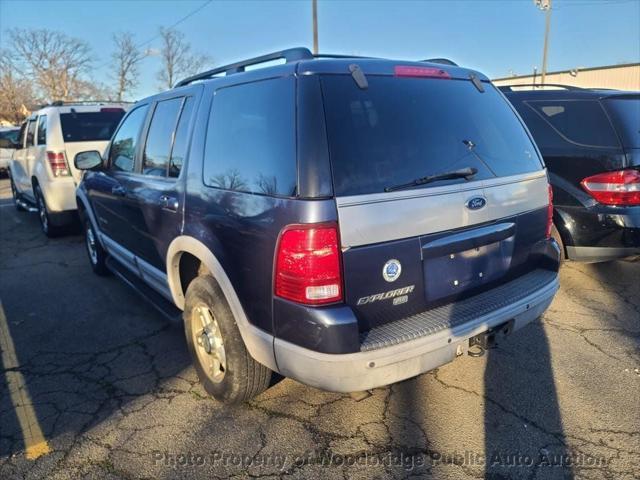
left=382, top=259, right=402, bottom=282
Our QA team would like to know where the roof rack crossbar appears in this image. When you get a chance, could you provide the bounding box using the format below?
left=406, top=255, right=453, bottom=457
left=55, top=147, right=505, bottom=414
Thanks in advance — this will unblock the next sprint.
left=497, top=83, right=583, bottom=91
left=174, top=47, right=314, bottom=88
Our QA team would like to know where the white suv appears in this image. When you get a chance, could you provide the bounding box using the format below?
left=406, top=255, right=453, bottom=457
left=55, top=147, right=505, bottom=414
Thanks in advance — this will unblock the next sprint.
left=9, top=102, right=129, bottom=236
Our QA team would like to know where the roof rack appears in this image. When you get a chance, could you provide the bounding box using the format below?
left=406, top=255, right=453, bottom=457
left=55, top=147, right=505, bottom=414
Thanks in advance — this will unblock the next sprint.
left=174, top=47, right=461, bottom=88
left=174, top=47, right=315, bottom=88
left=497, top=84, right=583, bottom=92
left=422, top=58, right=458, bottom=66
left=42, top=100, right=133, bottom=108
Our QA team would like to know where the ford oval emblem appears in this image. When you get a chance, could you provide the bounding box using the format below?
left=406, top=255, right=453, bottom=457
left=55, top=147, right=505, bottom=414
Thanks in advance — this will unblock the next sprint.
left=382, top=259, right=402, bottom=282
left=466, top=196, right=487, bottom=211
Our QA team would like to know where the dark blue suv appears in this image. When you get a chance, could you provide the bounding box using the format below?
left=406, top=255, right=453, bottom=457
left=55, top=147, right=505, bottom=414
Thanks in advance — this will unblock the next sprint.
left=74, top=48, right=560, bottom=403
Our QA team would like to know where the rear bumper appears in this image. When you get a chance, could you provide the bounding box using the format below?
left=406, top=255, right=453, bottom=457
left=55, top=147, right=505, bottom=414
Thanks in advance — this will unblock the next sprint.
left=566, top=246, right=640, bottom=263
left=556, top=205, right=640, bottom=262
left=273, top=271, right=559, bottom=393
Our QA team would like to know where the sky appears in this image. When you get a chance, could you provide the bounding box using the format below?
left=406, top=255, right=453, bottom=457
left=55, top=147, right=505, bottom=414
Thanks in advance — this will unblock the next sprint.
left=1, top=0, right=638, bottom=100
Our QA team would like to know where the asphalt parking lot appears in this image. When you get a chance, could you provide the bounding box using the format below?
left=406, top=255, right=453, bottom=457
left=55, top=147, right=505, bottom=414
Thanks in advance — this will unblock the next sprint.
left=0, top=177, right=638, bottom=480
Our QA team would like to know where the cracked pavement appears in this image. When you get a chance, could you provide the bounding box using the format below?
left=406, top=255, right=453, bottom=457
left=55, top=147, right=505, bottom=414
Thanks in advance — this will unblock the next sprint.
left=0, top=178, right=638, bottom=479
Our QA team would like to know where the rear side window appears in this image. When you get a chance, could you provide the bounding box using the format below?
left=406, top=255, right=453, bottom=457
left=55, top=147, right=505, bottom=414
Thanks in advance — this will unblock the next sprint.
left=26, top=121, right=36, bottom=147
left=37, top=116, right=47, bottom=145
left=142, top=98, right=183, bottom=176
left=321, top=76, right=542, bottom=197
left=526, top=100, right=619, bottom=148
left=203, top=77, right=296, bottom=196
left=60, top=110, right=125, bottom=142
left=108, top=105, right=149, bottom=173
left=603, top=97, right=640, bottom=149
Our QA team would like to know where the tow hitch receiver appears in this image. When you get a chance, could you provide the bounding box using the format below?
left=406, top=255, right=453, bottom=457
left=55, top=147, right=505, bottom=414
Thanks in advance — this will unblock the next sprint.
left=468, top=320, right=515, bottom=357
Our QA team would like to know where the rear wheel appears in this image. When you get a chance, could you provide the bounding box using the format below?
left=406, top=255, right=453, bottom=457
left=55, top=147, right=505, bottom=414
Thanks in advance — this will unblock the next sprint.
left=9, top=176, right=25, bottom=212
left=34, top=185, right=61, bottom=237
left=84, top=219, right=109, bottom=275
left=183, top=275, right=272, bottom=404
left=551, top=224, right=566, bottom=265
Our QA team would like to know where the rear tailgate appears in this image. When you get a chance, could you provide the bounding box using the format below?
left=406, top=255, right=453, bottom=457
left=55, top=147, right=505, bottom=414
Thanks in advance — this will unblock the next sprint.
left=320, top=73, right=549, bottom=330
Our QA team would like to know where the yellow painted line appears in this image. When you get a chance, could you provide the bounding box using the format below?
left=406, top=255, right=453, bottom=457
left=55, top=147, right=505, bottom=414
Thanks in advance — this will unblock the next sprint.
left=0, top=301, right=51, bottom=460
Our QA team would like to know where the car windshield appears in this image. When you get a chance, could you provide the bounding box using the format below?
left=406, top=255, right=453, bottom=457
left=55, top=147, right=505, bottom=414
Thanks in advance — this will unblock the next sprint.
left=320, top=75, right=543, bottom=196
left=603, top=97, right=640, bottom=149
left=0, top=129, right=19, bottom=143
left=59, top=111, right=125, bottom=142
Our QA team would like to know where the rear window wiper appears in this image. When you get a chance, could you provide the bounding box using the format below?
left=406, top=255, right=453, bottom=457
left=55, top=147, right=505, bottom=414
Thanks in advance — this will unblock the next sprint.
left=384, top=167, right=478, bottom=192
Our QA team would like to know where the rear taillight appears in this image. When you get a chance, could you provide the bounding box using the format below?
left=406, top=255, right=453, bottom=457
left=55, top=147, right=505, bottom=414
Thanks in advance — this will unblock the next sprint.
left=47, top=151, right=70, bottom=177
left=274, top=223, right=343, bottom=305
left=394, top=65, right=451, bottom=79
left=546, top=185, right=554, bottom=239
left=100, top=107, right=124, bottom=113
left=580, top=169, right=640, bottom=206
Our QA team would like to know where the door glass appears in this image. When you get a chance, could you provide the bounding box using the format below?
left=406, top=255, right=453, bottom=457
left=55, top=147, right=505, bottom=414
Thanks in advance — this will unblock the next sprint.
left=37, top=116, right=47, bottom=145
left=26, top=121, right=36, bottom=147
left=142, top=98, right=183, bottom=176
left=108, top=105, right=149, bottom=173
left=169, top=97, right=194, bottom=178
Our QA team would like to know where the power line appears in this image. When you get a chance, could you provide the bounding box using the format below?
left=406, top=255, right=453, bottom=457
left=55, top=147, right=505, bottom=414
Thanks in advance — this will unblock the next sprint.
left=94, top=0, right=213, bottom=70
left=136, top=0, right=213, bottom=50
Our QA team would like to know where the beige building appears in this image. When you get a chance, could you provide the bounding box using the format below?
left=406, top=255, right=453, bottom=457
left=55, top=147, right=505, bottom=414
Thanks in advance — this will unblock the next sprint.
left=493, top=63, right=640, bottom=91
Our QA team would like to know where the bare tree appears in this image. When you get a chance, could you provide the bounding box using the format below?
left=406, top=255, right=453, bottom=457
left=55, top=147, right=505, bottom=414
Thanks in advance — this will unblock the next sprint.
left=111, top=32, right=146, bottom=101
left=0, top=50, right=38, bottom=124
left=8, top=28, right=93, bottom=102
left=157, top=27, right=210, bottom=89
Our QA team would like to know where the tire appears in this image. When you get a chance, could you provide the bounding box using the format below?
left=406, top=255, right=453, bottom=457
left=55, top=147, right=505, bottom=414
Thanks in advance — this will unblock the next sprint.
left=84, top=219, right=110, bottom=276
left=183, top=275, right=272, bottom=404
left=34, top=184, right=61, bottom=237
left=9, top=176, right=26, bottom=212
left=551, top=224, right=566, bottom=265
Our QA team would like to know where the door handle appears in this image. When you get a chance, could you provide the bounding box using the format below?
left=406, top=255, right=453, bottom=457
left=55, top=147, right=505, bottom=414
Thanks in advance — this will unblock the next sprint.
left=160, top=195, right=179, bottom=212
left=111, top=185, right=126, bottom=196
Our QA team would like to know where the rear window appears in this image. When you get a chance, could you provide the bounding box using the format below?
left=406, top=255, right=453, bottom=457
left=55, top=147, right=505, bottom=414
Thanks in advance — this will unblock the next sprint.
left=60, top=111, right=125, bottom=143
left=321, top=76, right=542, bottom=197
left=603, top=97, right=640, bottom=149
left=526, top=100, right=619, bottom=148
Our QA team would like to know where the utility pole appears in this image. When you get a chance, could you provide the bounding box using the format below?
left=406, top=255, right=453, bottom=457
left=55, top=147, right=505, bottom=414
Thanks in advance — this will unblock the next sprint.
left=312, top=0, right=318, bottom=55
left=534, top=0, right=552, bottom=85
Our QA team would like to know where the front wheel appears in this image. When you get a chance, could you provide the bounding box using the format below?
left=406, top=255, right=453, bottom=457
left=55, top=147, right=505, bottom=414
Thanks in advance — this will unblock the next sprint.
left=183, top=275, right=272, bottom=404
left=10, top=176, right=25, bottom=211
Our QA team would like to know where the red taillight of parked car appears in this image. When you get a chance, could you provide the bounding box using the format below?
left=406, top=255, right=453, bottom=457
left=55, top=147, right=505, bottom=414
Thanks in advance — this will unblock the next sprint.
left=46, top=151, right=70, bottom=177
left=546, top=185, right=554, bottom=239
left=275, top=223, right=343, bottom=305
left=580, top=169, right=640, bottom=206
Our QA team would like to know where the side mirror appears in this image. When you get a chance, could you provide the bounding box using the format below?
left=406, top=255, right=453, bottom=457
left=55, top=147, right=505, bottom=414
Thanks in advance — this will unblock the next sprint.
left=74, top=151, right=103, bottom=171
left=0, top=138, right=18, bottom=149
